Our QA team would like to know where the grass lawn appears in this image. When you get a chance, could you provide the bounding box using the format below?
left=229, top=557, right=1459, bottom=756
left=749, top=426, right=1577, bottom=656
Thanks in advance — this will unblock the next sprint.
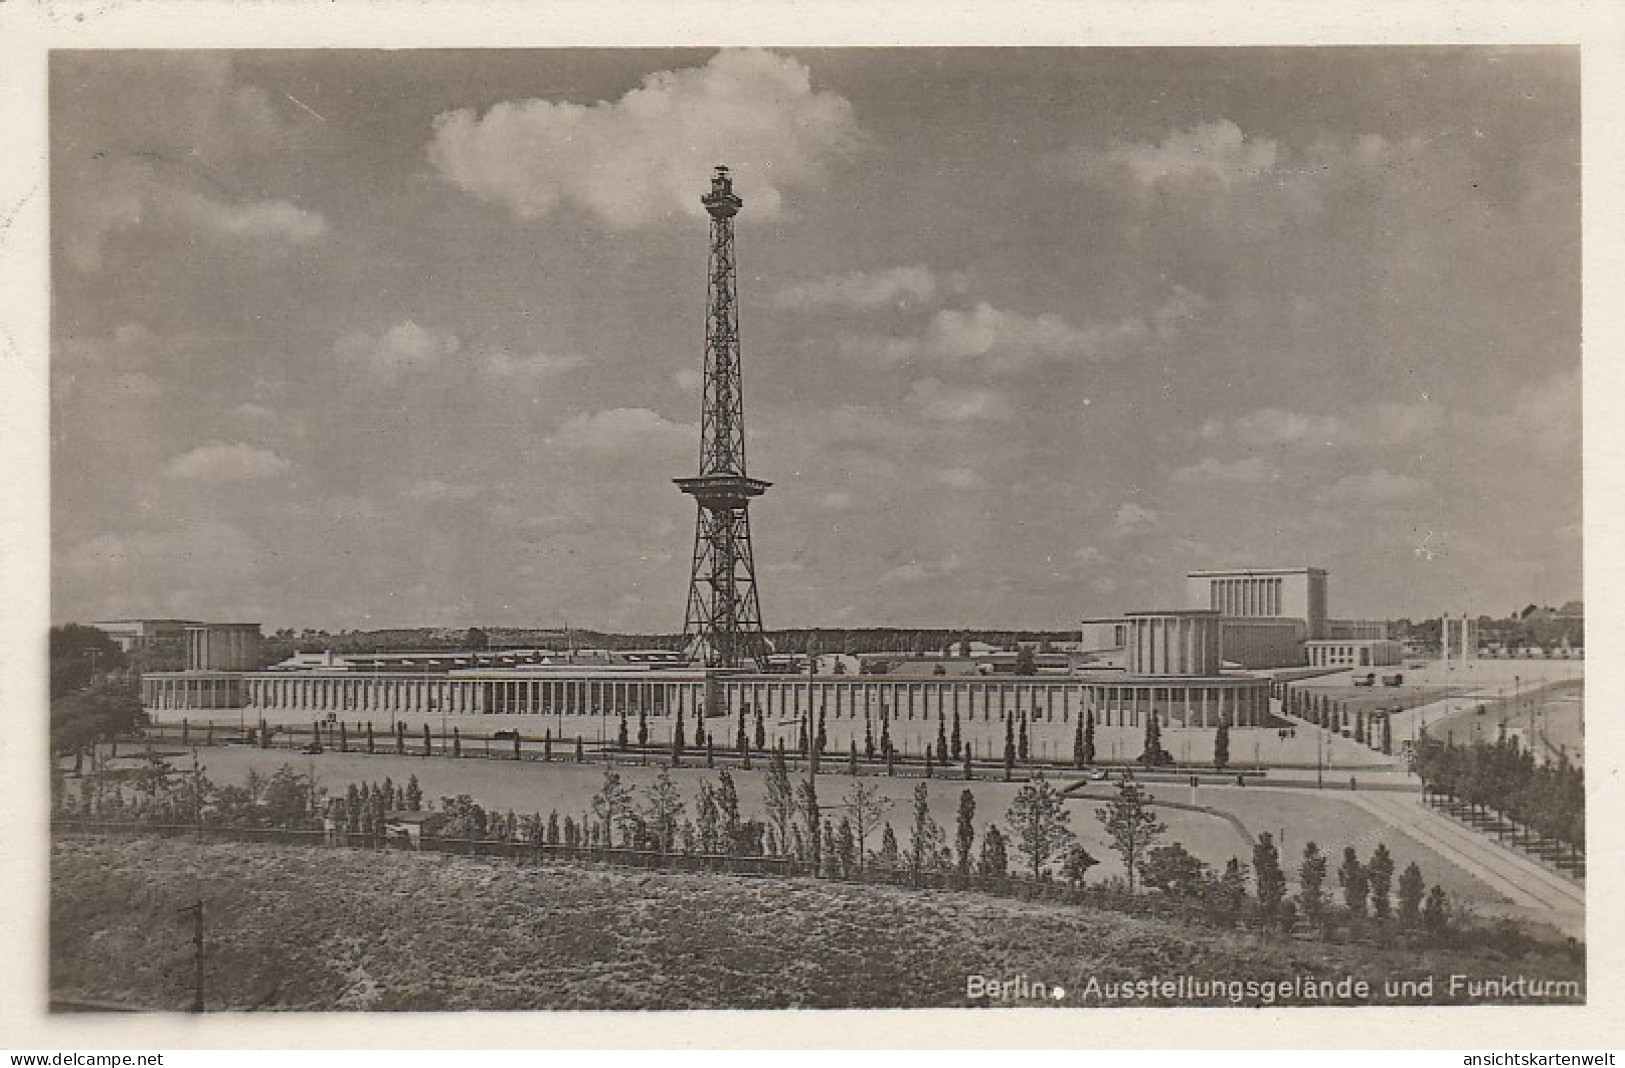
left=51, top=835, right=1583, bottom=1011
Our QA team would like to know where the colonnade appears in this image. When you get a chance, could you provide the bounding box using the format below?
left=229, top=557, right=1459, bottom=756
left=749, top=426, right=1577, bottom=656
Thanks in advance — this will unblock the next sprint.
left=141, top=670, right=1271, bottom=727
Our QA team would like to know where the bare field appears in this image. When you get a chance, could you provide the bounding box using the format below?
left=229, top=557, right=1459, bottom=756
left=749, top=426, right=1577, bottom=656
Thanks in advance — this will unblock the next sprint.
left=51, top=836, right=1582, bottom=1011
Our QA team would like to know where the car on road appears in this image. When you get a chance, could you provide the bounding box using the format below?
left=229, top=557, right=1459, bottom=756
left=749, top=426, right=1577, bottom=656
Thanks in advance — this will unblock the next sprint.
left=492, top=729, right=519, bottom=740
left=299, top=744, right=324, bottom=755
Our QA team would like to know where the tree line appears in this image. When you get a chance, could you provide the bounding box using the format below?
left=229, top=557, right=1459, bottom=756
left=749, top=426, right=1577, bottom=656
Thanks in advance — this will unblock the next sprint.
left=1412, top=733, right=1583, bottom=857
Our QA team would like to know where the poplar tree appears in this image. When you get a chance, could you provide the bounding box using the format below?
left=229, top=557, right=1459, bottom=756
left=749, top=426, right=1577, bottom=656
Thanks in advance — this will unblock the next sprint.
left=1298, top=842, right=1329, bottom=926
left=1252, top=832, right=1287, bottom=926
left=1367, top=843, right=1396, bottom=921
left=1214, top=715, right=1231, bottom=771
left=955, top=788, right=977, bottom=881
left=1083, top=709, right=1096, bottom=765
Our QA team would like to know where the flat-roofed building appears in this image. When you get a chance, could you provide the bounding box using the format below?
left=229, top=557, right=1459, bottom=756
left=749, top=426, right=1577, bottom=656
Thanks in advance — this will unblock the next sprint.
left=91, top=618, right=200, bottom=653
left=1187, top=567, right=1328, bottom=639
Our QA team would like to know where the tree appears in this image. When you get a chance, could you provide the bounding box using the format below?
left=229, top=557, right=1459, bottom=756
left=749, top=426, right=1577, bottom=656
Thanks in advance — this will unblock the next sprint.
left=955, top=788, right=977, bottom=881
left=465, top=626, right=489, bottom=649
left=639, top=707, right=650, bottom=749
left=1141, top=714, right=1170, bottom=767
left=672, top=708, right=686, bottom=766
left=1298, top=842, right=1329, bottom=926
left=716, top=770, right=743, bottom=856
left=977, top=824, right=1009, bottom=879
left=1397, top=862, right=1426, bottom=930
left=1072, top=714, right=1086, bottom=768
left=864, top=710, right=875, bottom=759
left=841, top=779, right=892, bottom=872
left=1018, top=712, right=1030, bottom=763
left=452, top=727, right=462, bottom=758
left=1014, top=645, right=1037, bottom=676
left=1214, top=716, right=1231, bottom=771
left=754, top=708, right=766, bottom=750
left=766, top=744, right=794, bottom=852
left=835, top=817, right=858, bottom=877
left=735, top=706, right=748, bottom=754
left=590, top=767, right=634, bottom=847
left=1007, top=774, right=1075, bottom=880
left=951, top=707, right=963, bottom=761
left=935, top=712, right=949, bottom=766
left=1140, top=842, right=1208, bottom=897
left=642, top=768, right=685, bottom=852
left=876, top=823, right=901, bottom=870
left=1252, top=832, right=1287, bottom=927
left=1367, top=844, right=1396, bottom=922
left=1003, top=714, right=1016, bottom=781
left=906, top=782, right=942, bottom=877
left=1422, top=885, right=1450, bottom=936
left=1082, top=709, right=1096, bottom=766
left=617, top=710, right=629, bottom=750
left=422, top=723, right=432, bottom=757
left=51, top=683, right=143, bottom=765
left=1061, top=844, right=1099, bottom=888
left=50, top=625, right=128, bottom=699
left=797, top=776, right=822, bottom=874
left=1338, top=846, right=1370, bottom=921
left=695, top=781, right=719, bottom=853
left=1096, top=776, right=1167, bottom=894
left=404, top=774, right=423, bottom=812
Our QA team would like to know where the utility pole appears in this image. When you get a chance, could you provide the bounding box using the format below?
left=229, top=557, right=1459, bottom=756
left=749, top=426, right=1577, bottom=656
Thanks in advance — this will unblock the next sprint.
left=178, top=899, right=204, bottom=1012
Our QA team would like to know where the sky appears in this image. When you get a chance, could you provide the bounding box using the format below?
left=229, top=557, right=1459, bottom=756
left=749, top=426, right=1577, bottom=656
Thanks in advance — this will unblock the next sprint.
left=49, top=47, right=1581, bottom=633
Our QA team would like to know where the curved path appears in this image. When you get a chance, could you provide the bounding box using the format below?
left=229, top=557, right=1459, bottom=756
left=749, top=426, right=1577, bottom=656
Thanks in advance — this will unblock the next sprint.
left=1335, top=790, right=1584, bottom=934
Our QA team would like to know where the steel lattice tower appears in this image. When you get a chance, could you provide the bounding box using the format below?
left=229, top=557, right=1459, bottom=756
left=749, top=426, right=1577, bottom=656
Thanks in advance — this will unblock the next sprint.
left=675, top=166, right=771, bottom=669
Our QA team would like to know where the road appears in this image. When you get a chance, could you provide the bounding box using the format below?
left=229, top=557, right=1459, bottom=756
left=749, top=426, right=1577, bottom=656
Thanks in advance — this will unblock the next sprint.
left=1335, top=789, right=1583, bottom=937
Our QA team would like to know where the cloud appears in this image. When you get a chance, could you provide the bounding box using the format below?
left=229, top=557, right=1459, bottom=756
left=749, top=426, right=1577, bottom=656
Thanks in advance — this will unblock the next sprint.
left=905, top=378, right=1014, bottom=422
left=547, top=407, right=694, bottom=457
left=1172, top=456, right=1272, bottom=484
left=1112, top=503, right=1159, bottom=536
left=1094, top=120, right=1279, bottom=189
left=1221, top=401, right=1438, bottom=449
left=845, top=289, right=1203, bottom=375
left=163, top=441, right=293, bottom=482
left=334, top=321, right=462, bottom=378
left=231, top=402, right=278, bottom=422
left=773, top=265, right=942, bottom=311
left=877, top=554, right=964, bottom=587
left=1327, top=469, right=1432, bottom=503
left=428, top=49, right=861, bottom=229
left=166, top=190, right=328, bottom=243
left=483, top=349, right=583, bottom=379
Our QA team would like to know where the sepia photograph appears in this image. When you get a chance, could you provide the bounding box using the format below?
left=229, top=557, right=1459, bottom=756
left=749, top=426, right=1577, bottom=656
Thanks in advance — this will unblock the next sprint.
left=7, top=14, right=1612, bottom=1045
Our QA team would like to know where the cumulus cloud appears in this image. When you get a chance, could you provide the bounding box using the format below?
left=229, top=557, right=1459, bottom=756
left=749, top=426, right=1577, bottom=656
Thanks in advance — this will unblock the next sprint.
left=1093, top=120, right=1279, bottom=188
left=428, top=49, right=861, bottom=229
left=773, top=265, right=943, bottom=311
left=163, top=441, right=293, bottom=482
left=1112, top=502, right=1159, bottom=536
left=167, top=190, right=328, bottom=243
left=335, top=321, right=462, bottom=378
left=1172, top=456, right=1272, bottom=484
left=547, top=407, right=694, bottom=456
left=845, top=289, right=1203, bottom=375
left=905, top=378, right=1014, bottom=422
left=1327, top=469, right=1432, bottom=503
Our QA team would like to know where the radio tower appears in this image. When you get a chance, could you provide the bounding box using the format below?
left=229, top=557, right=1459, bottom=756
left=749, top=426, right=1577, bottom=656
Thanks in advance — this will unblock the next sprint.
left=675, top=166, right=771, bottom=669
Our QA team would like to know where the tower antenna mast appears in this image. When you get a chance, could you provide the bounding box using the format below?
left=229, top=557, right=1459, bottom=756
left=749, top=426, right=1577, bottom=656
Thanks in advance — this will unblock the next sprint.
left=675, top=166, right=771, bottom=669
